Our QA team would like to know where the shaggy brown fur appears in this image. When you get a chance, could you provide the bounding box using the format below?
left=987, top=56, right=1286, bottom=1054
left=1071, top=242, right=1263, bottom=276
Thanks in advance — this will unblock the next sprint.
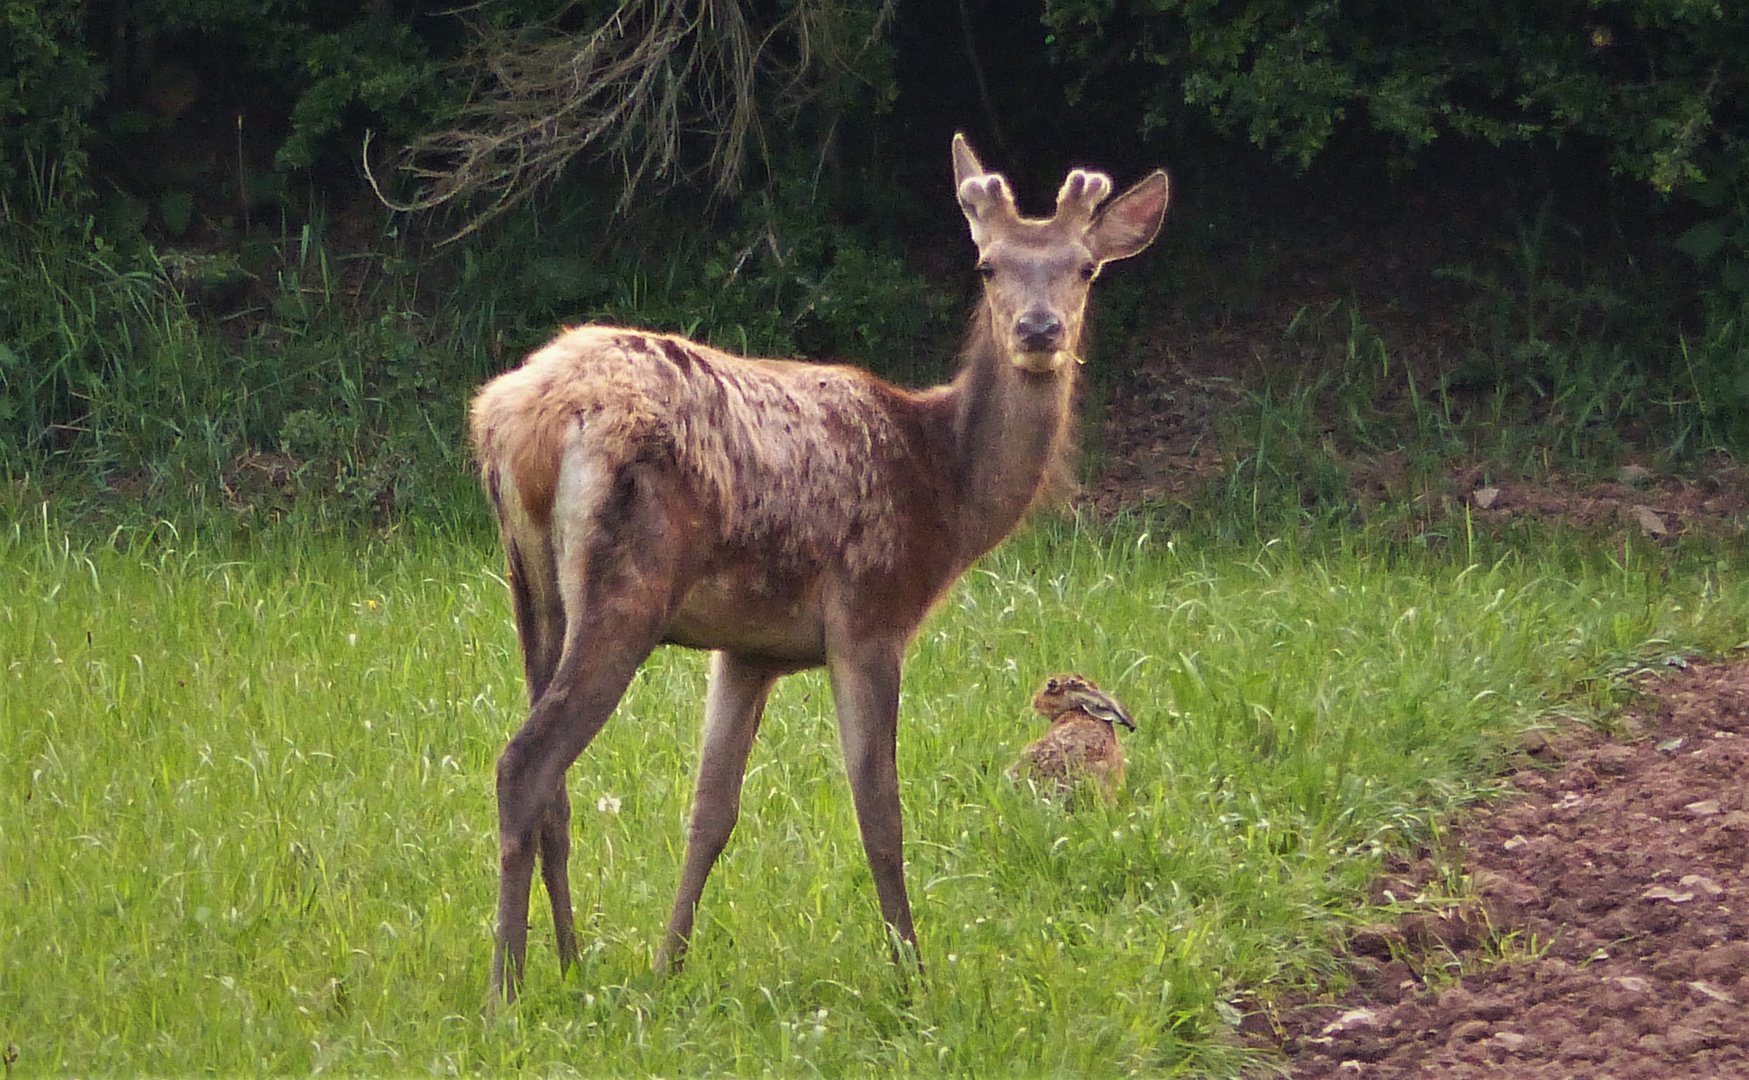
left=1011, top=674, right=1135, bottom=804
left=472, top=134, right=1170, bottom=1004
left=473, top=329, right=940, bottom=579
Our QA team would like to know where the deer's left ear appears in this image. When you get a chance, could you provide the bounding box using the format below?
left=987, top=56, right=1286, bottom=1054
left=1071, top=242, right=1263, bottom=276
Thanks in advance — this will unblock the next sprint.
left=1087, top=171, right=1169, bottom=266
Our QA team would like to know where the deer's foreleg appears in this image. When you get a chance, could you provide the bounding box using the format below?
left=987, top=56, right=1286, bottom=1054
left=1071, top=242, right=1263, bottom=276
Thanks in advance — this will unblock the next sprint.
left=827, top=642, right=918, bottom=964
left=658, top=651, right=781, bottom=973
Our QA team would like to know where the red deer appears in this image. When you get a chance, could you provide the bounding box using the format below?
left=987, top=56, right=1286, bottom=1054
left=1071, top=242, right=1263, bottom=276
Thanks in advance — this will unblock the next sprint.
left=470, top=134, right=1169, bottom=1001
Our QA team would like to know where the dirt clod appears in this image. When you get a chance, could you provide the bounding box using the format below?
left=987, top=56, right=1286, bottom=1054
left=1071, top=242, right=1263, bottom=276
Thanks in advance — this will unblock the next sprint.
left=1269, top=660, right=1749, bottom=1078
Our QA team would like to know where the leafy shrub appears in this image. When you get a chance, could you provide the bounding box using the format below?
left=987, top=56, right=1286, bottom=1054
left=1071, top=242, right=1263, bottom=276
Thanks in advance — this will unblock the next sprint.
left=1043, top=0, right=1744, bottom=195
left=276, top=18, right=444, bottom=172
left=461, top=166, right=956, bottom=382
left=0, top=0, right=102, bottom=191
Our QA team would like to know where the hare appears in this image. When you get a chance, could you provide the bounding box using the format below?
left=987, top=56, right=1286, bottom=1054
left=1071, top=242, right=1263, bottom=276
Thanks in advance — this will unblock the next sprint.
left=1009, top=674, right=1135, bottom=804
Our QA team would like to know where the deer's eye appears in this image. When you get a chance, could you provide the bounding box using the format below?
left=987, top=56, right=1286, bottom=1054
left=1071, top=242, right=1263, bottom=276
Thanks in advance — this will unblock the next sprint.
left=1079, top=261, right=1098, bottom=281
left=977, top=261, right=995, bottom=281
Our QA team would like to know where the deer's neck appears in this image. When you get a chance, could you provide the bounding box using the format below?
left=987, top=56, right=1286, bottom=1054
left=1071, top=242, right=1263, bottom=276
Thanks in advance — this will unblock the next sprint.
left=944, top=308, right=1076, bottom=565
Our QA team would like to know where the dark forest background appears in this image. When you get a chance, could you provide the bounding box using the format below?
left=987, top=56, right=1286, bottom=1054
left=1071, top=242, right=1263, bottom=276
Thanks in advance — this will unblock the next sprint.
left=4, top=0, right=1747, bottom=532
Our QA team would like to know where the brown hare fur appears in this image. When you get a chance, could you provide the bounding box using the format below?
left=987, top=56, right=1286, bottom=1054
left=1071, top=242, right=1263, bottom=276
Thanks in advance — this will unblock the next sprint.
left=1010, top=674, right=1135, bottom=804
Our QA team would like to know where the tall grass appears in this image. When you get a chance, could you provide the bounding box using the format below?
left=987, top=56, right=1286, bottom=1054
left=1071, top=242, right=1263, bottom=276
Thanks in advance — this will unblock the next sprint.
left=4, top=509, right=1745, bottom=1075
left=1, top=173, right=959, bottom=528
left=0, top=184, right=489, bottom=522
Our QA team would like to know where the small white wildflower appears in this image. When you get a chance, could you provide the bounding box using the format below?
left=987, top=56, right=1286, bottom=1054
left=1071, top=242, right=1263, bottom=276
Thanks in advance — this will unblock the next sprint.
left=947, top=953, right=959, bottom=964
left=347, top=633, right=358, bottom=647
left=596, top=795, right=621, bottom=814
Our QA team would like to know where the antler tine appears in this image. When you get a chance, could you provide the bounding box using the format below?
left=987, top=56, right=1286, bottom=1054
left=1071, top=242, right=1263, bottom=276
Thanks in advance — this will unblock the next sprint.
left=957, top=172, right=1022, bottom=248
left=952, top=132, right=1021, bottom=247
left=1055, top=169, right=1114, bottom=229
left=958, top=173, right=1021, bottom=220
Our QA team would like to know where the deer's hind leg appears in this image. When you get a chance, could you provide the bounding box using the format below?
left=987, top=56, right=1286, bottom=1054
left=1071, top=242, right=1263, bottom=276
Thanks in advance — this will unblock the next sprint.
left=489, top=451, right=692, bottom=1003
left=492, top=637, right=658, bottom=1004
left=500, top=523, right=581, bottom=981
left=536, top=779, right=579, bottom=978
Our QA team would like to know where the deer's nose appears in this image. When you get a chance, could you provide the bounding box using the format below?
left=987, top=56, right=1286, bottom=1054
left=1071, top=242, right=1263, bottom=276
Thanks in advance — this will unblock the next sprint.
left=1015, top=309, right=1064, bottom=353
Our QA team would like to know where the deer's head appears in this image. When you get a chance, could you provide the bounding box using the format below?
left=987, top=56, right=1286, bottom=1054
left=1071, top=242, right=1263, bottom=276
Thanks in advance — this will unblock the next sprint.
left=953, top=134, right=1170, bottom=375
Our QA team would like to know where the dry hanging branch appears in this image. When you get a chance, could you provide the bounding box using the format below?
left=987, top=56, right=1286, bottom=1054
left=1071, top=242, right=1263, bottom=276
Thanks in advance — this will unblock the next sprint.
left=369, top=0, right=894, bottom=241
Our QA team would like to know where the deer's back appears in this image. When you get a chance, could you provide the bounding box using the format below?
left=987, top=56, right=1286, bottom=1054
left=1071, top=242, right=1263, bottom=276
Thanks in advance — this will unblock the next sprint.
left=471, top=326, right=953, bottom=579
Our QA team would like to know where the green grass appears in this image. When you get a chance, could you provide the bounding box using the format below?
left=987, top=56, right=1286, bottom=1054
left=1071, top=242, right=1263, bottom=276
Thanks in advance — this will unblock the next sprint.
left=4, top=508, right=1747, bottom=1076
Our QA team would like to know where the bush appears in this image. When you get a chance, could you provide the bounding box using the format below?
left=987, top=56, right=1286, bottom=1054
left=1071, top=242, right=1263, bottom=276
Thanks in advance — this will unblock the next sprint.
left=0, top=0, right=102, bottom=191
left=456, top=164, right=956, bottom=382
left=1043, top=0, right=1746, bottom=196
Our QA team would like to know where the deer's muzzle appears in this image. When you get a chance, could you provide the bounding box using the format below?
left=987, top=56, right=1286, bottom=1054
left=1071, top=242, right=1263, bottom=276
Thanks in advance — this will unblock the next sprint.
left=1015, top=309, right=1065, bottom=355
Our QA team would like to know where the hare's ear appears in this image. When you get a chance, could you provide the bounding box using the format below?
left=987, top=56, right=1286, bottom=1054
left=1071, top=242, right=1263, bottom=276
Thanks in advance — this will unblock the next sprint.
left=1088, top=171, right=1169, bottom=266
left=1068, top=685, right=1136, bottom=731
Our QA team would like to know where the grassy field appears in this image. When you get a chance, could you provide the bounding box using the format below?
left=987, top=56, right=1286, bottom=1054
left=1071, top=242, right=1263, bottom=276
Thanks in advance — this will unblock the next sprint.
left=4, top=507, right=1747, bottom=1076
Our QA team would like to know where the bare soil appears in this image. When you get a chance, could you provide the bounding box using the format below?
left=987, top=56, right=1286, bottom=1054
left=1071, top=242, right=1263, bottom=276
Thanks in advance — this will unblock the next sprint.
left=1252, top=659, right=1749, bottom=1079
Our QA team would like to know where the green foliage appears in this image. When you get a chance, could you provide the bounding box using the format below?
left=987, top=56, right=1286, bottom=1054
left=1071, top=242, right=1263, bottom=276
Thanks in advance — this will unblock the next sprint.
left=1043, top=0, right=1744, bottom=195
left=1429, top=196, right=1749, bottom=460
left=7, top=0, right=1749, bottom=528
left=1669, top=303, right=1749, bottom=453
left=277, top=18, right=443, bottom=171
left=0, top=184, right=186, bottom=470
left=0, top=182, right=487, bottom=523
left=1173, top=290, right=1700, bottom=541
left=658, top=177, right=956, bottom=373
left=0, top=0, right=450, bottom=214
left=460, top=167, right=957, bottom=383
left=0, top=0, right=102, bottom=190
left=1431, top=200, right=1649, bottom=461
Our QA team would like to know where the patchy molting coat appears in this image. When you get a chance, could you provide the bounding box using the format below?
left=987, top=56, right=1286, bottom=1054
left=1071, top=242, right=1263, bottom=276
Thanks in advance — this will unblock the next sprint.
left=469, top=322, right=1069, bottom=664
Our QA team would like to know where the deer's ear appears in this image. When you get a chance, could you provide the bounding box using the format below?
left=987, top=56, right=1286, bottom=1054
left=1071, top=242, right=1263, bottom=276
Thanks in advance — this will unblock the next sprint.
left=952, top=133, right=986, bottom=191
left=1088, top=171, right=1169, bottom=265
